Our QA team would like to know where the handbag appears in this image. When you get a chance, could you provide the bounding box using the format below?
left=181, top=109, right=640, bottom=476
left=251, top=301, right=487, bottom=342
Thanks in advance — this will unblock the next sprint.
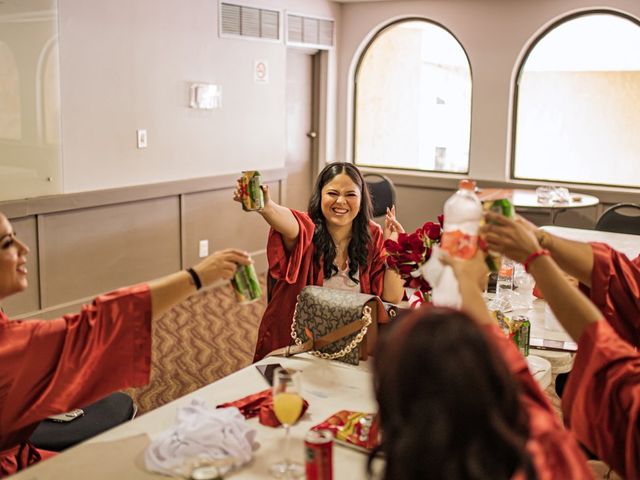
left=267, top=286, right=393, bottom=365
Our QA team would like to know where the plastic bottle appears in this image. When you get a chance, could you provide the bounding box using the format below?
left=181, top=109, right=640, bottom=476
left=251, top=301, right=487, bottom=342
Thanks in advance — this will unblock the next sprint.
left=441, top=179, right=482, bottom=259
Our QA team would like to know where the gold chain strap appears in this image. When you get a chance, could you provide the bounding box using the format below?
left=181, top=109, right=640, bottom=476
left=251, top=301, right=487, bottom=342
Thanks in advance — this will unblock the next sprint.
left=290, top=299, right=372, bottom=360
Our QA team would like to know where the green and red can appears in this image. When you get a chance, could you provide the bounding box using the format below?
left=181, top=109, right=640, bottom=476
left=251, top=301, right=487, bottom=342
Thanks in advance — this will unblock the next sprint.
left=231, top=263, right=262, bottom=304
left=240, top=171, right=264, bottom=211
left=510, top=315, right=530, bottom=357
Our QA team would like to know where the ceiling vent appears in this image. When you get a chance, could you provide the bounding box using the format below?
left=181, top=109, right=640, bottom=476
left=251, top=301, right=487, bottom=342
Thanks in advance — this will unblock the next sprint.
left=286, top=13, right=334, bottom=49
left=220, top=2, right=280, bottom=41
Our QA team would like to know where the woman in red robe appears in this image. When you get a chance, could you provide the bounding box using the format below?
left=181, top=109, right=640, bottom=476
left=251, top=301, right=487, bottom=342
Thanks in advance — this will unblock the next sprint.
left=235, top=163, right=405, bottom=361
left=0, top=212, right=250, bottom=477
left=484, top=213, right=640, bottom=479
left=373, top=250, right=591, bottom=479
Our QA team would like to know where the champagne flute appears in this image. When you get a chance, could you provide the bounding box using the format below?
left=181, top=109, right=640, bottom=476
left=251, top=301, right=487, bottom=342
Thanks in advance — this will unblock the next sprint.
left=270, top=367, right=304, bottom=478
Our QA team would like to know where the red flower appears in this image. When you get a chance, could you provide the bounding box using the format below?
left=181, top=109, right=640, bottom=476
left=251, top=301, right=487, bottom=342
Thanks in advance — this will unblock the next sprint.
left=422, top=222, right=442, bottom=241
left=384, top=239, right=400, bottom=254
left=438, top=214, right=445, bottom=227
left=386, top=255, right=398, bottom=269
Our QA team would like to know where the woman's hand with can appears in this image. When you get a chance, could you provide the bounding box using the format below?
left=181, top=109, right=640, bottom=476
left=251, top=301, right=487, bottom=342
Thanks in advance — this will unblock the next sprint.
left=193, top=249, right=252, bottom=287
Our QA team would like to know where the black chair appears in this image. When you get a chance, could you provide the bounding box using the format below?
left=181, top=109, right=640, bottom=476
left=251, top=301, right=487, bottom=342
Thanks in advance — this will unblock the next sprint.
left=30, top=392, right=136, bottom=451
left=363, top=173, right=396, bottom=217
left=595, top=203, right=640, bottom=235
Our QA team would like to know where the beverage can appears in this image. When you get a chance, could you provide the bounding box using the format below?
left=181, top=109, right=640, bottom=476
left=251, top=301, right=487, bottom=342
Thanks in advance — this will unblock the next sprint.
left=305, top=429, right=333, bottom=480
left=510, top=315, right=530, bottom=357
left=231, top=263, right=262, bottom=303
left=482, top=198, right=515, bottom=271
left=240, top=171, right=264, bottom=211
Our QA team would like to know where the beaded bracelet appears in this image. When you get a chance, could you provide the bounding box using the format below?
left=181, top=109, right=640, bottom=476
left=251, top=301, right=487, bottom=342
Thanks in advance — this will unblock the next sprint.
left=186, top=267, right=202, bottom=290
left=524, top=249, right=550, bottom=273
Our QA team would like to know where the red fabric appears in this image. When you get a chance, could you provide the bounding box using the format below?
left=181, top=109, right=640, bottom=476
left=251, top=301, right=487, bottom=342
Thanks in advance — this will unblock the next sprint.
left=254, top=210, right=387, bottom=361
left=482, top=325, right=591, bottom=479
left=0, top=284, right=152, bottom=477
left=562, top=321, right=640, bottom=480
left=579, top=242, right=640, bottom=348
left=217, top=388, right=309, bottom=427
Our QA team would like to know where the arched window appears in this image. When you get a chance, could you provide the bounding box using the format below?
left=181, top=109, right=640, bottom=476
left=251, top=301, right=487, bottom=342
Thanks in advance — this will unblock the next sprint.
left=0, top=41, right=21, bottom=140
left=354, top=19, right=471, bottom=173
left=41, top=39, right=61, bottom=145
left=513, top=12, right=640, bottom=188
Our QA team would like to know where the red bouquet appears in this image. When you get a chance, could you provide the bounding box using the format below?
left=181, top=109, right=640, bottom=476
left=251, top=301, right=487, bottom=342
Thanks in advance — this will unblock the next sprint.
left=384, top=215, right=443, bottom=305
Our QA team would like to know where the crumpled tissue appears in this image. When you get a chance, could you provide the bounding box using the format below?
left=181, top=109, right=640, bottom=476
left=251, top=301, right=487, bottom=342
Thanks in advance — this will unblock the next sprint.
left=145, top=398, right=258, bottom=478
left=418, top=245, right=462, bottom=309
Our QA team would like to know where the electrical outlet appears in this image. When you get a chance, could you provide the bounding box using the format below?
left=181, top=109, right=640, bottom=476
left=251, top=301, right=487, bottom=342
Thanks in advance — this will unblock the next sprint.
left=199, top=240, right=209, bottom=258
left=137, top=129, right=147, bottom=149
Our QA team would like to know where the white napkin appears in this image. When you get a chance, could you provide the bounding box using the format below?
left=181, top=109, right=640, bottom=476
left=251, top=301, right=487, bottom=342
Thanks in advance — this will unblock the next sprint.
left=419, top=245, right=462, bottom=309
left=145, top=398, right=258, bottom=478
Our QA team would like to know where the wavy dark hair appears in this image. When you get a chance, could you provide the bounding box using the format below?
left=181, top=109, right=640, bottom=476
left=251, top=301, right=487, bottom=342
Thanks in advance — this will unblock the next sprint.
left=370, top=307, right=537, bottom=480
left=308, top=162, right=373, bottom=283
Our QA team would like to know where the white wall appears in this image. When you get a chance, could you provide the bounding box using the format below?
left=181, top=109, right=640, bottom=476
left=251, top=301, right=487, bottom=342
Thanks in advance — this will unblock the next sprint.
left=55, top=0, right=339, bottom=194
left=336, top=0, right=640, bottom=189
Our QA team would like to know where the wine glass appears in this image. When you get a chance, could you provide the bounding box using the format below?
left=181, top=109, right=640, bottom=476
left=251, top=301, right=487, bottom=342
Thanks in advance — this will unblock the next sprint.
left=270, top=368, right=304, bottom=478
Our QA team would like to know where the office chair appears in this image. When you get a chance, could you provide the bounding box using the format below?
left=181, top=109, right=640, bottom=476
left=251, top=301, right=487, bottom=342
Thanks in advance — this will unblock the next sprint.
left=595, top=203, right=640, bottom=235
left=30, top=392, right=136, bottom=451
left=363, top=173, right=396, bottom=217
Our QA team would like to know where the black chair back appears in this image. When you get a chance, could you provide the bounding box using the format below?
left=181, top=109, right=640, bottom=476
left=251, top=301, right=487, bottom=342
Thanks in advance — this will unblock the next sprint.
left=595, top=203, right=640, bottom=235
left=363, top=173, right=396, bottom=217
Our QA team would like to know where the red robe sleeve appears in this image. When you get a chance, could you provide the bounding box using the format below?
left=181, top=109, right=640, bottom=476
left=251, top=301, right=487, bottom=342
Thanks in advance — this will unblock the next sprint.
left=362, top=221, right=386, bottom=297
left=562, top=320, right=640, bottom=480
left=266, top=210, right=316, bottom=284
left=580, top=242, right=640, bottom=347
left=0, top=284, right=152, bottom=445
left=482, top=325, right=591, bottom=479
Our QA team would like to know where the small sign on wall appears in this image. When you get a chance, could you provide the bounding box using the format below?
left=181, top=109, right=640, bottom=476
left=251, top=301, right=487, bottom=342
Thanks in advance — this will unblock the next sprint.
left=254, top=59, right=269, bottom=84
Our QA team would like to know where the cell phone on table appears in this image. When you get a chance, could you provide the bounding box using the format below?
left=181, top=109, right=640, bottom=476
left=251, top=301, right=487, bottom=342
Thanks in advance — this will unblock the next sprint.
left=256, top=363, right=283, bottom=386
left=46, top=408, right=85, bottom=423
left=529, top=336, right=577, bottom=352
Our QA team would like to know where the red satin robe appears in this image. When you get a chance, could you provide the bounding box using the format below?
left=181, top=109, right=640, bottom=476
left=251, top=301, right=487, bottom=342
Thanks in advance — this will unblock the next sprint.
left=0, top=284, right=152, bottom=477
left=579, top=242, right=640, bottom=348
left=483, top=324, right=592, bottom=479
left=562, top=321, right=640, bottom=480
left=254, top=210, right=387, bottom=361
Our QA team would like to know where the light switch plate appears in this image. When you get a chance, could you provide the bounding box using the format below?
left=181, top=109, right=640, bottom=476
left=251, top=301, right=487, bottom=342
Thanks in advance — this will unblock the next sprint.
left=137, top=129, right=147, bottom=149
left=199, top=240, right=209, bottom=258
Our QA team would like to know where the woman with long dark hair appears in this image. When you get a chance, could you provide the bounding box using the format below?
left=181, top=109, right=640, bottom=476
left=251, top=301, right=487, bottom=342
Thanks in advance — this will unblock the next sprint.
left=371, top=250, right=592, bottom=479
left=235, top=162, right=404, bottom=360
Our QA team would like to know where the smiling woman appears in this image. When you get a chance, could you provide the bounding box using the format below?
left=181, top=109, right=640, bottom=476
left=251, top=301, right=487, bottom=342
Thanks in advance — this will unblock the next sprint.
left=234, top=162, right=405, bottom=361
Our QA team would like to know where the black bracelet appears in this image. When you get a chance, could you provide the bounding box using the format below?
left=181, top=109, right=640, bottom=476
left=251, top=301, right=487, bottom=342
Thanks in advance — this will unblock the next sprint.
left=186, top=267, right=202, bottom=290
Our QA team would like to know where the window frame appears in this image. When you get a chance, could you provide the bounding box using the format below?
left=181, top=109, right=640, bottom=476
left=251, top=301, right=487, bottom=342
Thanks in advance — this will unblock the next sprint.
left=352, top=17, right=473, bottom=176
left=510, top=9, right=640, bottom=189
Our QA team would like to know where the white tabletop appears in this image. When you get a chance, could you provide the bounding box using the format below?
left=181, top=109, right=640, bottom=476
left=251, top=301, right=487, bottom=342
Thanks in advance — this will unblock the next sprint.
left=13, top=355, right=379, bottom=480
left=509, top=190, right=599, bottom=211
left=542, top=225, right=640, bottom=259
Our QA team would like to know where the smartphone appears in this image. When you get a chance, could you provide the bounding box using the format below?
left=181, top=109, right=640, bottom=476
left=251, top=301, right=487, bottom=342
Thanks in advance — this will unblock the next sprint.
left=256, top=363, right=283, bottom=386
left=47, top=408, right=85, bottom=423
left=529, top=336, right=577, bottom=352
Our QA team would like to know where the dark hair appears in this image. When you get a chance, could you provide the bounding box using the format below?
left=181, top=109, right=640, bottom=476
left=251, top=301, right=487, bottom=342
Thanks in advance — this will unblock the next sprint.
left=371, top=307, right=537, bottom=480
left=307, top=162, right=373, bottom=283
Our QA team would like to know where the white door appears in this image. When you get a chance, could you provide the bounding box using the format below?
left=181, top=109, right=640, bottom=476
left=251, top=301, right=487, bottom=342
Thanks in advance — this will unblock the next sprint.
left=284, top=51, right=316, bottom=212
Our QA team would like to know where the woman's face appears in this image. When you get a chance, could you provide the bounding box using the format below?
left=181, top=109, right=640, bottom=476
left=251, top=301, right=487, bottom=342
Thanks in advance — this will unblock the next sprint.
left=0, top=214, right=30, bottom=300
left=320, top=173, right=362, bottom=229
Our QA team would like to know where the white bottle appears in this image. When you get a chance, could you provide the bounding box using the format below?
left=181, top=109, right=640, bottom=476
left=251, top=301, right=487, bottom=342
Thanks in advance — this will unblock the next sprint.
left=441, top=179, right=482, bottom=259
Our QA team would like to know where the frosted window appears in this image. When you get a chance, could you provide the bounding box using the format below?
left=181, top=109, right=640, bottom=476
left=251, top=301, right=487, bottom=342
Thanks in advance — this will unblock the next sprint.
left=354, top=20, right=471, bottom=173
left=513, top=13, right=640, bottom=187
left=0, top=42, right=21, bottom=140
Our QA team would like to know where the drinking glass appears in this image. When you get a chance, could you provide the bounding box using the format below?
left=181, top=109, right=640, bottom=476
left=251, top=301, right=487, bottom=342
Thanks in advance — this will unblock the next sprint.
left=513, top=263, right=535, bottom=309
left=270, top=368, right=304, bottom=478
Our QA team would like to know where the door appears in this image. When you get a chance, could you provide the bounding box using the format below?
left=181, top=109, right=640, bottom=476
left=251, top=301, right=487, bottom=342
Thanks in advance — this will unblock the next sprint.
left=284, top=51, right=317, bottom=212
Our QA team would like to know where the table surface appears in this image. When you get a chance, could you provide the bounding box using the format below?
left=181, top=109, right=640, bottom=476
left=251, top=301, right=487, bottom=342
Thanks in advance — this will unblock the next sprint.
left=478, top=188, right=599, bottom=210
left=542, top=225, right=640, bottom=259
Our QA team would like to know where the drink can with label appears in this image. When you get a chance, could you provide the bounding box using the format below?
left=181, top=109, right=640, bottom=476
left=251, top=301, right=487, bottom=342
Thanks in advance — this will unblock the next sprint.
left=240, top=171, right=264, bottom=211
left=305, top=430, right=333, bottom=480
left=231, top=263, right=262, bottom=304
left=482, top=198, right=515, bottom=271
left=510, top=315, right=530, bottom=357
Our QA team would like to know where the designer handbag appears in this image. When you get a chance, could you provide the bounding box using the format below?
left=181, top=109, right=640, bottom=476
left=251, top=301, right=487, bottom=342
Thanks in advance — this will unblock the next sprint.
left=267, top=286, right=392, bottom=365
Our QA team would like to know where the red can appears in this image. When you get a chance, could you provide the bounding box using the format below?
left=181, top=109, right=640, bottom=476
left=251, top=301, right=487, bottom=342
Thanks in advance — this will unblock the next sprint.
left=305, top=429, right=333, bottom=480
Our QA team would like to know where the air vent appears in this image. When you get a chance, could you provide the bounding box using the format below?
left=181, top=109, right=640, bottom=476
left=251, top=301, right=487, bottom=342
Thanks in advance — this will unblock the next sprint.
left=220, top=2, right=280, bottom=41
left=286, top=13, right=334, bottom=49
